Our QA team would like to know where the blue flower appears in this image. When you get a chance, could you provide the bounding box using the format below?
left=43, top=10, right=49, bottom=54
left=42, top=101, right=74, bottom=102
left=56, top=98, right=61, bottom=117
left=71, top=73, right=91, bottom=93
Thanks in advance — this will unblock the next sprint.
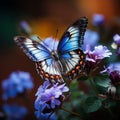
left=92, top=14, right=105, bottom=26
left=3, top=104, right=27, bottom=120
left=34, top=80, right=69, bottom=119
left=35, top=80, right=69, bottom=109
left=34, top=101, right=57, bottom=120
left=2, top=71, right=34, bottom=100
left=82, top=29, right=99, bottom=50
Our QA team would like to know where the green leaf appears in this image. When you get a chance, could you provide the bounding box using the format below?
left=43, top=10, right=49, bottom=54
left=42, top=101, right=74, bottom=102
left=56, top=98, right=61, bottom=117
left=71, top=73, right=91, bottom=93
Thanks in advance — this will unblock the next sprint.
left=94, top=74, right=110, bottom=88
left=104, top=100, right=116, bottom=108
left=82, top=96, right=102, bottom=113
left=94, top=74, right=110, bottom=93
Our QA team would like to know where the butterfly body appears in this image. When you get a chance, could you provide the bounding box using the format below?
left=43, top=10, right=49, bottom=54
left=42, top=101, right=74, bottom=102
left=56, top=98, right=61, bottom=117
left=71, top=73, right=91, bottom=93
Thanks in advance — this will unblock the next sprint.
left=14, top=17, right=88, bottom=82
left=51, top=50, right=59, bottom=61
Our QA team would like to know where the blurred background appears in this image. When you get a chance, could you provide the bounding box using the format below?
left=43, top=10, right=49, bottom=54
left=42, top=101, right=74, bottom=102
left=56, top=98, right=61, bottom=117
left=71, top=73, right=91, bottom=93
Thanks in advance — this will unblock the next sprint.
left=0, top=0, right=120, bottom=119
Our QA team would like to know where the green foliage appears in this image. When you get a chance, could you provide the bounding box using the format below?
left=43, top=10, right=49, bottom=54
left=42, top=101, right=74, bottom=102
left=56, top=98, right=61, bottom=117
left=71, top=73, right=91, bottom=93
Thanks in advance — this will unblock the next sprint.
left=104, top=100, right=116, bottom=108
left=94, top=74, right=110, bottom=93
left=82, top=96, right=102, bottom=113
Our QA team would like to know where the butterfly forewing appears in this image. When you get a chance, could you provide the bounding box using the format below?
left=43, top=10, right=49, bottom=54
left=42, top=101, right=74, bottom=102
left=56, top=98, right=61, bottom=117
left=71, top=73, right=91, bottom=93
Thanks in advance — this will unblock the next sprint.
left=14, top=36, right=51, bottom=62
left=57, top=17, right=88, bottom=54
left=14, top=36, right=63, bottom=82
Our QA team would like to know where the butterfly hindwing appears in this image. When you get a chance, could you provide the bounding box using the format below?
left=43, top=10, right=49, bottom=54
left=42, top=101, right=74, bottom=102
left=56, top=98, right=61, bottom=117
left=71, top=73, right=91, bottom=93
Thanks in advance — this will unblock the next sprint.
left=60, top=49, right=86, bottom=80
left=36, top=60, right=63, bottom=82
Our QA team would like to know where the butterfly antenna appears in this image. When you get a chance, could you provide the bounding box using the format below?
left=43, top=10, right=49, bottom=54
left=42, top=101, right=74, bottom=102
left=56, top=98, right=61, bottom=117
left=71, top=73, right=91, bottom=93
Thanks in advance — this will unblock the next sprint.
left=53, top=29, right=59, bottom=50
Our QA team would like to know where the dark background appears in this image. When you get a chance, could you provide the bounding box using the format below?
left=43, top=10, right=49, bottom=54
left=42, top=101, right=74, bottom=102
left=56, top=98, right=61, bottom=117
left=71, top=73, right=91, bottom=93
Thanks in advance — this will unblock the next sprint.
left=0, top=0, right=120, bottom=119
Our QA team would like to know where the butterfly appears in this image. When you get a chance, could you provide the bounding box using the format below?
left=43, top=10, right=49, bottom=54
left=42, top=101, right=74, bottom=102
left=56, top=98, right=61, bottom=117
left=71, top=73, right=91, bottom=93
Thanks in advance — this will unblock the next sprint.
left=14, top=17, right=88, bottom=83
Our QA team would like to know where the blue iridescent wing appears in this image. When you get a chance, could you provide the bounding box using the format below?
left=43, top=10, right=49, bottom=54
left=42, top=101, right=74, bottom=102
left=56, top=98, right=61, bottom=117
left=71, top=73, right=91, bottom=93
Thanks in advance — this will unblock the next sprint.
left=14, top=36, right=62, bottom=82
left=57, top=17, right=88, bottom=80
left=58, top=17, right=88, bottom=54
left=14, top=36, right=52, bottom=62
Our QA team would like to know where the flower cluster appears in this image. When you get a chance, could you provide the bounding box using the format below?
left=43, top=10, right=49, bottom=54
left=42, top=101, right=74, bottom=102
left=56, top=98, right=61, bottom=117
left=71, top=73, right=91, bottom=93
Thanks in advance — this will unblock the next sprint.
left=1, top=71, right=34, bottom=120
left=34, top=80, right=69, bottom=119
left=3, top=104, right=27, bottom=120
left=2, top=71, right=34, bottom=100
left=101, top=63, right=120, bottom=97
left=85, top=45, right=112, bottom=75
left=107, top=63, right=120, bottom=86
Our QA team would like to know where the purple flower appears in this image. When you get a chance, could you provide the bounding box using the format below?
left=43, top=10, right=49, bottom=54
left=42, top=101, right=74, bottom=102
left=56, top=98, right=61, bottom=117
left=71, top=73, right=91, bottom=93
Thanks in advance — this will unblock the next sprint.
left=103, top=63, right=120, bottom=86
left=3, top=104, right=27, bottom=120
left=101, top=63, right=120, bottom=98
left=82, top=29, right=99, bottom=50
left=85, top=45, right=112, bottom=62
left=2, top=71, right=34, bottom=100
left=34, top=80, right=68, bottom=119
left=113, top=34, right=120, bottom=54
left=92, top=14, right=105, bottom=26
left=113, top=34, right=120, bottom=45
left=35, top=80, right=69, bottom=110
left=20, top=20, right=31, bottom=35
left=85, top=45, right=112, bottom=75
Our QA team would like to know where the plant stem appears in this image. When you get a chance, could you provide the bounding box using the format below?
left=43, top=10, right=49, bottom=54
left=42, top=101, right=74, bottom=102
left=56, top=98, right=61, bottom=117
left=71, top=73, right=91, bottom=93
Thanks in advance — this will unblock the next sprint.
left=60, top=106, right=82, bottom=118
left=89, top=77, right=99, bottom=96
